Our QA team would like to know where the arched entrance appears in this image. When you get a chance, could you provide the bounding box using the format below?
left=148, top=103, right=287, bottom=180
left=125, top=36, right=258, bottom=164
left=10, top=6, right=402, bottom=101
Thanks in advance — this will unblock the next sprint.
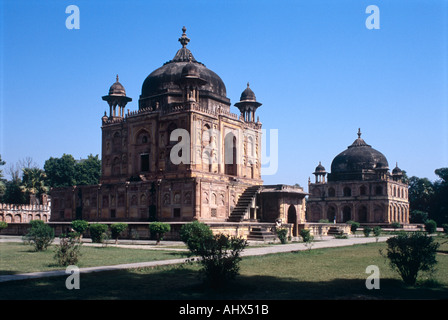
left=358, top=206, right=368, bottom=223
left=288, top=205, right=297, bottom=237
left=342, top=206, right=351, bottom=222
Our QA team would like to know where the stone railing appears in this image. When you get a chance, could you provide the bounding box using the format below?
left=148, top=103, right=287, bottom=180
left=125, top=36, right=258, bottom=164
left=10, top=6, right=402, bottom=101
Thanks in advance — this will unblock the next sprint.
left=0, top=203, right=51, bottom=223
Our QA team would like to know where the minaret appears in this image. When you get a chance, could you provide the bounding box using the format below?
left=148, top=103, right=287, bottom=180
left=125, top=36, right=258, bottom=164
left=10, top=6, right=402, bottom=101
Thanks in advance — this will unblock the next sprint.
left=313, top=162, right=327, bottom=183
left=102, top=75, right=132, bottom=121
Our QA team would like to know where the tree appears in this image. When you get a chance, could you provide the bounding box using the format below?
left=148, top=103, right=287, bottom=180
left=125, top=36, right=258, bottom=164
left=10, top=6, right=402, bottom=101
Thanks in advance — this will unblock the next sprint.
left=408, top=176, right=435, bottom=214
left=149, top=222, right=171, bottom=244
left=71, top=220, right=89, bottom=237
left=88, top=223, right=109, bottom=243
left=195, top=234, right=248, bottom=288
left=110, top=223, right=128, bottom=244
left=0, top=155, right=5, bottom=199
left=44, top=154, right=77, bottom=188
left=432, top=168, right=448, bottom=224
left=180, top=221, right=214, bottom=254
left=23, top=220, right=55, bottom=251
left=20, top=167, right=49, bottom=201
left=383, top=232, right=439, bottom=285
left=74, top=154, right=101, bottom=185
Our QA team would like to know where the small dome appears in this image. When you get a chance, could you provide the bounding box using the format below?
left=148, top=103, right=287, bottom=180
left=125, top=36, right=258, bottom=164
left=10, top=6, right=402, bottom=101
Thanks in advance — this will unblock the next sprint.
left=109, top=75, right=126, bottom=96
left=314, top=162, right=326, bottom=173
left=181, top=61, right=200, bottom=78
left=240, top=83, right=257, bottom=102
left=392, top=163, right=402, bottom=175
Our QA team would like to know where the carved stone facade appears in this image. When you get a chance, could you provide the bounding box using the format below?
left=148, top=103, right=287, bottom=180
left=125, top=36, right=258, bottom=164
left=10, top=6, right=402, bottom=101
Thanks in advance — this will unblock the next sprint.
left=51, top=27, right=270, bottom=223
left=307, top=129, right=409, bottom=224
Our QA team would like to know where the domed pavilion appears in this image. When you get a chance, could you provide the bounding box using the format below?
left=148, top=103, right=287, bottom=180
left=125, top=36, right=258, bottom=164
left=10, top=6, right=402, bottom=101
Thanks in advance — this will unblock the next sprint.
left=307, top=129, right=409, bottom=225
left=50, top=27, right=307, bottom=239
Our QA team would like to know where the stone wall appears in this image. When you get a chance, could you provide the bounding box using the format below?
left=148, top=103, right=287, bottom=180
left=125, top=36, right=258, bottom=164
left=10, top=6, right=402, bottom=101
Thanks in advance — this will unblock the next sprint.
left=0, top=203, right=51, bottom=223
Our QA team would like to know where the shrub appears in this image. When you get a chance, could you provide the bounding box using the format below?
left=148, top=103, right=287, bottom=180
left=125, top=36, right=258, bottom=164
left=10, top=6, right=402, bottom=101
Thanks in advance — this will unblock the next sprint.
left=382, top=232, right=439, bottom=285
left=54, top=233, right=82, bottom=266
left=196, top=233, right=247, bottom=288
left=410, top=210, right=429, bottom=223
left=89, top=223, right=109, bottom=243
left=318, top=219, right=330, bottom=223
left=391, top=222, right=402, bottom=230
left=299, top=229, right=312, bottom=243
left=149, top=222, right=171, bottom=244
left=276, top=228, right=288, bottom=244
left=23, top=220, right=55, bottom=251
left=442, top=224, right=448, bottom=234
left=0, top=221, right=7, bottom=232
left=348, top=221, right=360, bottom=234
left=180, top=221, right=213, bottom=254
left=363, top=226, right=372, bottom=237
left=110, top=223, right=128, bottom=244
left=71, top=220, right=89, bottom=237
left=373, top=226, right=382, bottom=237
left=424, top=220, right=437, bottom=234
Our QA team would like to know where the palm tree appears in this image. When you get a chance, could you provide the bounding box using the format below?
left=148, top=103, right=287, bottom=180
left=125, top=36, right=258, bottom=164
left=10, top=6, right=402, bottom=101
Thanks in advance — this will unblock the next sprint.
left=20, top=167, right=49, bottom=202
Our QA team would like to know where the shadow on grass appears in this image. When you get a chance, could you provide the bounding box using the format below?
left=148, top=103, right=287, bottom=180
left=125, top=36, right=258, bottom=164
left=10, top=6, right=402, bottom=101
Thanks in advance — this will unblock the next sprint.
left=1, top=264, right=447, bottom=300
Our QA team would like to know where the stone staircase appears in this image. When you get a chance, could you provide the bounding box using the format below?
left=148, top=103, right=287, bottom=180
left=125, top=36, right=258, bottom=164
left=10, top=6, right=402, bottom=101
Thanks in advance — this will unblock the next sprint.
left=327, top=226, right=346, bottom=236
left=227, top=185, right=261, bottom=222
left=247, top=226, right=277, bottom=242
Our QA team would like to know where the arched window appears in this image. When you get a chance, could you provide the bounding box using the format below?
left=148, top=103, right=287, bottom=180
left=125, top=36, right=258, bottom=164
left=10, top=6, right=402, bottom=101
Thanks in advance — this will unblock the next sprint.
left=360, top=185, right=367, bottom=196
left=343, top=187, right=351, bottom=197
left=225, top=133, right=237, bottom=176
left=328, top=187, right=336, bottom=197
left=375, top=186, right=383, bottom=195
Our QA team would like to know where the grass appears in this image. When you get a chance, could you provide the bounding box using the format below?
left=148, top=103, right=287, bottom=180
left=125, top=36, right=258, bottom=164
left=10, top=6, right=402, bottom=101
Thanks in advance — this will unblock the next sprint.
left=1, top=236, right=447, bottom=300
left=0, top=242, right=187, bottom=275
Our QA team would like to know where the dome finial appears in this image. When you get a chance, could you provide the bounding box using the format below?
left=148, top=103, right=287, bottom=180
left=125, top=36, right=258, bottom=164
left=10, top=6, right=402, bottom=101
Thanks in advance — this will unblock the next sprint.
left=179, top=26, right=190, bottom=48
left=247, top=82, right=250, bottom=88
left=116, top=74, right=119, bottom=82
left=357, top=128, right=362, bottom=138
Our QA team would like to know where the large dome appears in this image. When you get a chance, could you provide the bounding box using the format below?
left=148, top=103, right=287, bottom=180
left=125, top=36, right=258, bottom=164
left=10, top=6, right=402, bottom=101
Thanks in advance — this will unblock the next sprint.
left=328, top=129, right=389, bottom=181
left=140, top=27, right=227, bottom=99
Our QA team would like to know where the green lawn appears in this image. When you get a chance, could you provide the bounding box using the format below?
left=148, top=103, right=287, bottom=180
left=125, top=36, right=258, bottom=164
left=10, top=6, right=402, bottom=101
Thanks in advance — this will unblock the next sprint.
left=1, top=238, right=447, bottom=300
left=0, top=242, right=187, bottom=275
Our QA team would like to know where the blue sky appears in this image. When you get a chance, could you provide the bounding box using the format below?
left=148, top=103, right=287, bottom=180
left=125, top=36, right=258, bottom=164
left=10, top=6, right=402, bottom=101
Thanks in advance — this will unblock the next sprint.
left=1, top=0, right=447, bottom=189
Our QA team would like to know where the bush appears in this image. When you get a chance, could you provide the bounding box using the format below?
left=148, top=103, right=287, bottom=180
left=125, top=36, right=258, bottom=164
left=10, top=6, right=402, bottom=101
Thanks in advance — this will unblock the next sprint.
left=410, top=210, right=429, bottom=223
left=54, top=233, right=82, bottom=266
left=347, top=221, right=360, bottom=234
left=442, top=224, right=448, bottom=234
left=424, top=220, right=437, bottom=234
left=391, top=222, right=402, bottom=230
left=373, top=226, right=382, bottom=237
left=299, top=229, right=312, bottom=243
left=196, top=233, right=247, bottom=288
left=71, top=220, right=89, bottom=236
left=23, top=220, right=55, bottom=251
left=110, top=223, right=128, bottom=244
left=180, top=221, right=213, bottom=254
left=149, top=222, right=171, bottom=244
left=0, top=221, right=7, bottom=232
left=383, top=232, right=439, bottom=285
left=276, top=228, right=288, bottom=244
left=89, top=223, right=109, bottom=243
left=318, top=219, right=330, bottom=223
left=363, top=226, right=372, bottom=237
